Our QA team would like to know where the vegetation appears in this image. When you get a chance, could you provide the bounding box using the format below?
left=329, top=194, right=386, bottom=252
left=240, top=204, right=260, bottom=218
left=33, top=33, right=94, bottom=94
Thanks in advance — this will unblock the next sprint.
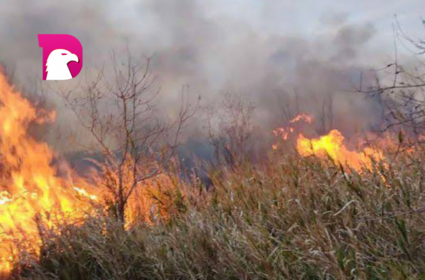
left=12, top=149, right=425, bottom=279
left=5, top=20, right=425, bottom=280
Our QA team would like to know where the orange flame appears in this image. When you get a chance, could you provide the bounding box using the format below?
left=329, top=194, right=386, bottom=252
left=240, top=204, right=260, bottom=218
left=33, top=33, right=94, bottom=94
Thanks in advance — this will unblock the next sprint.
left=0, top=73, right=96, bottom=273
left=0, top=72, right=180, bottom=274
left=273, top=114, right=386, bottom=172
left=297, top=129, right=385, bottom=172
left=289, top=113, right=313, bottom=124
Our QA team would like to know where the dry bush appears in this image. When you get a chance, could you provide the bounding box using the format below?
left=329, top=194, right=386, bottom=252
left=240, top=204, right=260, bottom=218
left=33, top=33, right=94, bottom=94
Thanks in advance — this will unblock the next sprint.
left=60, top=51, right=196, bottom=224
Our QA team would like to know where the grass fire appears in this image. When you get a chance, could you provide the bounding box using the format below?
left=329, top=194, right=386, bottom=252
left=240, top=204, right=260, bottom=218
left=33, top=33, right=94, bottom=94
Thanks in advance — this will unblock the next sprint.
left=1, top=1, right=425, bottom=279
left=273, top=114, right=386, bottom=173
left=0, top=73, right=97, bottom=274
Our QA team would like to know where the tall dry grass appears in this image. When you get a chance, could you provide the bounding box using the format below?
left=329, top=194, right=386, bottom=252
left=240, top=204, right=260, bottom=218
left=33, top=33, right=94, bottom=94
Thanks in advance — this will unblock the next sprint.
left=11, top=149, right=425, bottom=279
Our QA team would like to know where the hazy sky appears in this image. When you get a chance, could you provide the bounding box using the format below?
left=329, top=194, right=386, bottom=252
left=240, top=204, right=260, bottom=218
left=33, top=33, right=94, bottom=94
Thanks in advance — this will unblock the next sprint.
left=0, top=0, right=424, bottom=149
left=109, top=0, right=425, bottom=57
left=127, top=0, right=425, bottom=49
left=1, top=0, right=423, bottom=78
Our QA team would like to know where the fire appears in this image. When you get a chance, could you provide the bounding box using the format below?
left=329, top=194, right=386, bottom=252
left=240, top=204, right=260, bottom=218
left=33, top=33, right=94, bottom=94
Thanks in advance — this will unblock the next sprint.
left=0, top=73, right=96, bottom=274
left=74, top=186, right=98, bottom=200
left=273, top=114, right=386, bottom=172
left=0, top=72, right=182, bottom=274
left=297, top=129, right=385, bottom=172
left=289, top=113, right=313, bottom=124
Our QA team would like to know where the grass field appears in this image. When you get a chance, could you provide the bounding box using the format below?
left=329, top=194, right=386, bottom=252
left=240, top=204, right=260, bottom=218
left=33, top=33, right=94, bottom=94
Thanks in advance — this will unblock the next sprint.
left=11, top=149, right=425, bottom=280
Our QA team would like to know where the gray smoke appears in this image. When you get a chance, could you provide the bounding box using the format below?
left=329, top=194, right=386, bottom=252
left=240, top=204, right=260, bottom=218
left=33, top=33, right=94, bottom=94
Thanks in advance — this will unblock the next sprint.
left=0, top=0, right=387, bottom=151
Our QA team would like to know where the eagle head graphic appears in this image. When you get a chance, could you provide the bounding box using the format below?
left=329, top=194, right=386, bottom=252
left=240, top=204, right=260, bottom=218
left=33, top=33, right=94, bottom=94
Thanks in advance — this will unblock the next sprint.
left=46, top=49, right=79, bottom=80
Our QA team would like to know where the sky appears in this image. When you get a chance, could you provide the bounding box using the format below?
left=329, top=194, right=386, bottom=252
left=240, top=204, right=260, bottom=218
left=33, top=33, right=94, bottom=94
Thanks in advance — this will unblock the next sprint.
left=1, top=0, right=424, bottom=74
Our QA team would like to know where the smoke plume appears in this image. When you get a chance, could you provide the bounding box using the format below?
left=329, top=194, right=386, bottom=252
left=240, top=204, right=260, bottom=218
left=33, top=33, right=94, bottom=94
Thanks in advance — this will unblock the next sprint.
left=0, top=0, right=390, bottom=150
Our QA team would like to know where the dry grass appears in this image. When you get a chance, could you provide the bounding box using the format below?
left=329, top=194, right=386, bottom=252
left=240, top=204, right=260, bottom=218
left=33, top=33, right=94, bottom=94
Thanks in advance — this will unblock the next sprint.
left=11, top=150, right=425, bottom=279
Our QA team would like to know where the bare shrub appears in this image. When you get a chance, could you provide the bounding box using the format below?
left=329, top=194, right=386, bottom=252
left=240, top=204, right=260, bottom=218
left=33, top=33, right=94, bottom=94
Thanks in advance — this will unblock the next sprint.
left=61, top=51, right=196, bottom=224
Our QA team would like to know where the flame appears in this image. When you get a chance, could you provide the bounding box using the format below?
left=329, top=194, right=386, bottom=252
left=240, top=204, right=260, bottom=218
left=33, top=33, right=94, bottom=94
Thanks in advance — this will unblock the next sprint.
left=0, top=72, right=181, bottom=274
left=74, top=186, right=98, bottom=201
left=0, top=73, right=96, bottom=274
left=289, top=113, right=313, bottom=124
left=273, top=114, right=386, bottom=172
left=272, top=114, right=308, bottom=145
left=297, top=129, right=385, bottom=172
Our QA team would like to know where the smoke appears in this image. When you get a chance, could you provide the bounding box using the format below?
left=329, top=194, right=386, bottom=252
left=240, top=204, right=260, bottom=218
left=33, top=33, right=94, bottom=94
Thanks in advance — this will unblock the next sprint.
left=0, top=0, right=387, bottom=149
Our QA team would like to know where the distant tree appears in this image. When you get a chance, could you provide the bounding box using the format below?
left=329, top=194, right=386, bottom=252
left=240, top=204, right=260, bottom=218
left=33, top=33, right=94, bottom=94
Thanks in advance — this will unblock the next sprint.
left=357, top=19, right=425, bottom=141
left=206, top=92, right=255, bottom=167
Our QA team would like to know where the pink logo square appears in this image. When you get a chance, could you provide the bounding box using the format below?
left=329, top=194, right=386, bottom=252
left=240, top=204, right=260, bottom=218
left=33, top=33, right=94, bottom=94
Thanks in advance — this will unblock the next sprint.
left=38, top=34, right=83, bottom=80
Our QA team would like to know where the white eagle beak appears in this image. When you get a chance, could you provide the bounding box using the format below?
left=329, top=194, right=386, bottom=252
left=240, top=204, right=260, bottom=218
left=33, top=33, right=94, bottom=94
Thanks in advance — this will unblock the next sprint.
left=70, top=53, right=79, bottom=63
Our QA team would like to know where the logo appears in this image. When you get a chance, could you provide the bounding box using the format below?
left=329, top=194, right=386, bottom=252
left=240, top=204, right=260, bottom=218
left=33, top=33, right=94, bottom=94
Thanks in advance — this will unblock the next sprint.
left=38, top=34, right=83, bottom=80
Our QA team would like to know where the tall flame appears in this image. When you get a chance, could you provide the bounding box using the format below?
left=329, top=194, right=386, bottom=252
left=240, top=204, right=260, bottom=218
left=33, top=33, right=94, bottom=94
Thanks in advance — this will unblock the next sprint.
left=0, top=72, right=180, bottom=274
left=0, top=73, right=95, bottom=273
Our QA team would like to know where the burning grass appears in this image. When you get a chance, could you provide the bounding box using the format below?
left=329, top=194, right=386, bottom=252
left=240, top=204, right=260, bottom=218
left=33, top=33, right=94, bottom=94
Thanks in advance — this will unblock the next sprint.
left=9, top=150, right=425, bottom=279
left=0, top=74, right=424, bottom=279
left=0, top=73, right=99, bottom=275
left=273, top=114, right=390, bottom=173
left=0, top=72, right=184, bottom=277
